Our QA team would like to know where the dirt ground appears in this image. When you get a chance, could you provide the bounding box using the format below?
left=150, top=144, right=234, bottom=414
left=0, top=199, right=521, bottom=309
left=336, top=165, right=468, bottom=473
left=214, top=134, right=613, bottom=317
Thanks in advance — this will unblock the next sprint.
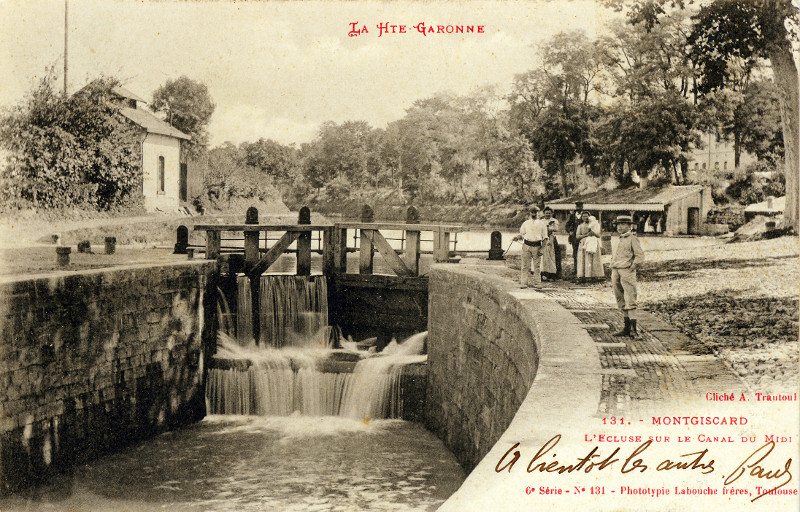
left=638, top=236, right=799, bottom=394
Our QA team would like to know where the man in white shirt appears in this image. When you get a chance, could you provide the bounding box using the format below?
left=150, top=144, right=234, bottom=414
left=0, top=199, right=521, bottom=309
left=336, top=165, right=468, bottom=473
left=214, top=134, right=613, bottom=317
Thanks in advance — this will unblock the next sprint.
left=514, top=207, right=549, bottom=288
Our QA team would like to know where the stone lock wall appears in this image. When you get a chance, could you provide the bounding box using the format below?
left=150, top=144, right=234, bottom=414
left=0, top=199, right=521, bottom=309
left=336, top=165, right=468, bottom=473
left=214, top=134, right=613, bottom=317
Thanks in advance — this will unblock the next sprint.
left=425, top=266, right=539, bottom=471
left=0, top=261, right=216, bottom=493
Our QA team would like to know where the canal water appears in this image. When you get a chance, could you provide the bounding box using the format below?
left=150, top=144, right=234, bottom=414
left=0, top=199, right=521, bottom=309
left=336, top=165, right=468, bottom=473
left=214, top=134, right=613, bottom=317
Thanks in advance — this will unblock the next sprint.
left=1, top=275, right=465, bottom=511
left=0, top=415, right=464, bottom=511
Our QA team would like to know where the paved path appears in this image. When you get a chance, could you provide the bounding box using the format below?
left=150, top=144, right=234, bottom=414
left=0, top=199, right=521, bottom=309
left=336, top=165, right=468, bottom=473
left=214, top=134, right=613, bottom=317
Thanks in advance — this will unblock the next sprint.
left=468, top=261, right=749, bottom=415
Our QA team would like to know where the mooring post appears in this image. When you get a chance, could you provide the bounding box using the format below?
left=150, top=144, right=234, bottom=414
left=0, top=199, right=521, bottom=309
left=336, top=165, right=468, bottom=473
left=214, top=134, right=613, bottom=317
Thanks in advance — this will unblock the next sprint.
left=297, top=206, right=312, bottom=276
left=104, top=236, right=116, bottom=255
left=404, top=206, right=421, bottom=275
left=244, top=207, right=260, bottom=270
left=359, top=205, right=374, bottom=275
left=174, top=225, right=189, bottom=254
left=488, top=230, right=504, bottom=260
left=56, top=246, right=71, bottom=266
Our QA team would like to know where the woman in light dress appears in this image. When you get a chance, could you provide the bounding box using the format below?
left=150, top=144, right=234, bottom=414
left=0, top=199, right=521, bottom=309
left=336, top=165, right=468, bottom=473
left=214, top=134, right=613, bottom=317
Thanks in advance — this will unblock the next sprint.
left=575, top=211, right=604, bottom=282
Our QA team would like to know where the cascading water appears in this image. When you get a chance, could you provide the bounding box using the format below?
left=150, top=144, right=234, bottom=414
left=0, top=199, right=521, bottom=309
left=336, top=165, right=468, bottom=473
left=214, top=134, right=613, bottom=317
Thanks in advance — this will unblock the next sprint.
left=339, top=332, right=427, bottom=420
left=259, top=274, right=328, bottom=348
left=207, top=274, right=426, bottom=420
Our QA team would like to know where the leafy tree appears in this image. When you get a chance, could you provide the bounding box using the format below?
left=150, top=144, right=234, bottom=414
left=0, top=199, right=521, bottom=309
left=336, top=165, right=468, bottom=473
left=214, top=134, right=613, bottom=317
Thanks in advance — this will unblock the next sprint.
left=0, top=70, right=141, bottom=209
left=241, top=138, right=301, bottom=194
left=151, top=76, right=215, bottom=158
left=689, top=0, right=798, bottom=229
left=494, top=134, right=545, bottom=201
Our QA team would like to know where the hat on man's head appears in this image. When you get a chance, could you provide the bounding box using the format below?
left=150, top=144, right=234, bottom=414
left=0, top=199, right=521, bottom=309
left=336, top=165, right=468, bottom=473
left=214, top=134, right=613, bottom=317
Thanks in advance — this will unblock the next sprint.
left=528, top=206, right=540, bottom=214
left=575, top=201, right=584, bottom=209
left=615, top=215, right=633, bottom=225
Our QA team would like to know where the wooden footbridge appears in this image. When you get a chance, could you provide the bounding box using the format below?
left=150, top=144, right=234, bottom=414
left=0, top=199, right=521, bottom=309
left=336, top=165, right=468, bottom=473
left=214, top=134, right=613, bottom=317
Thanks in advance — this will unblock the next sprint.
left=190, top=206, right=477, bottom=346
left=192, top=206, right=468, bottom=278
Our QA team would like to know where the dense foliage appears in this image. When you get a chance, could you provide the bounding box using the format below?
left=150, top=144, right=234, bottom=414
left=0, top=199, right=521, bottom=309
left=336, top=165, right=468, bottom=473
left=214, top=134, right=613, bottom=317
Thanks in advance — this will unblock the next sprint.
left=0, top=71, right=141, bottom=210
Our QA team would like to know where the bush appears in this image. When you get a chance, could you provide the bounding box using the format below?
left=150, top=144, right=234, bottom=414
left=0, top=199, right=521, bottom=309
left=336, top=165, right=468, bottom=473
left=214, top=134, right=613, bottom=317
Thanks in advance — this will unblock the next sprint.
left=0, top=70, right=141, bottom=210
left=726, top=162, right=785, bottom=205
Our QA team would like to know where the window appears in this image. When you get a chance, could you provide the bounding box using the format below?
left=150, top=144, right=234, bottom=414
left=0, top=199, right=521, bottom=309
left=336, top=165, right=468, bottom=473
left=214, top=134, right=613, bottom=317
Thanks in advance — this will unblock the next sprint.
left=724, top=161, right=728, bottom=170
left=694, top=163, right=699, bottom=170
left=714, top=161, right=719, bottom=170
left=702, top=163, right=706, bottom=170
left=158, top=156, right=165, bottom=193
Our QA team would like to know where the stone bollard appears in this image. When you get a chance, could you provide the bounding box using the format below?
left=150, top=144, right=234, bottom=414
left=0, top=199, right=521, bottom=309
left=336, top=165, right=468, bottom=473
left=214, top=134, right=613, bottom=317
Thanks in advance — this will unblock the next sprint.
left=406, top=206, right=419, bottom=224
left=246, top=206, right=259, bottom=225
left=174, top=225, right=189, bottom=254
left=298, top=205, right=311, bottom=225
left=488, top=231, right=504, bottom=260
left=77, top=240, right=92, bottom=253
left=360, top=204, right=374, bottom=223
left=601, top=234, right=612, bottom=255
left=56, top=246, right=71, bottom=266
left=104, top=237, right=116, bottom=255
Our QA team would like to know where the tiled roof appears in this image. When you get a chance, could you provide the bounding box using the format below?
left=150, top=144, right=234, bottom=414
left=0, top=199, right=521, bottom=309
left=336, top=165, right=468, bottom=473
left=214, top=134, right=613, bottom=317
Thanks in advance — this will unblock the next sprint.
left=547, top=185, right=706, bottom=211
left=112, top=86, right=147, bottom=104
left=744, top=196, right=785, bottom=213
left=120, top=107, right=191, bottom=140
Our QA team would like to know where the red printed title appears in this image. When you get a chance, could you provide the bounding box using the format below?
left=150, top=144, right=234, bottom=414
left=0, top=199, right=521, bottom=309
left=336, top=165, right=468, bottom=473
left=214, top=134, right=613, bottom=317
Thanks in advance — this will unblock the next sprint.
left=348, top=21, right=486, bottom=37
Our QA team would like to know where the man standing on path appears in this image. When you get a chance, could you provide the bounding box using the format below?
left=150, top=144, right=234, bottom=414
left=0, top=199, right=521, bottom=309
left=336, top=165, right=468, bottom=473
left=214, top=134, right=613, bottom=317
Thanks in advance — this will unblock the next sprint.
left=564, top=201, right=584, bottom=279
left=611, top=215, right=645, bottom=337
left=514, top=207, right=549, bottom=288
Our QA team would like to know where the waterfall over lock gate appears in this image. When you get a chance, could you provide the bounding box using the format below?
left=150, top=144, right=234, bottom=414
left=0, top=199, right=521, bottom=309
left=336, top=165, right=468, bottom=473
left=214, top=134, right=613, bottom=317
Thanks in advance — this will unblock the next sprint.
left=207, top=275, right=426, bottom=420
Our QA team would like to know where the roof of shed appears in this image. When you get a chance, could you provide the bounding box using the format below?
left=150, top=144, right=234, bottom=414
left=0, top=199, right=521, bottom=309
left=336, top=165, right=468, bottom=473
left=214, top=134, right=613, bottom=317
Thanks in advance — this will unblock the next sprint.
left=546, top=185, right=706, bottom=212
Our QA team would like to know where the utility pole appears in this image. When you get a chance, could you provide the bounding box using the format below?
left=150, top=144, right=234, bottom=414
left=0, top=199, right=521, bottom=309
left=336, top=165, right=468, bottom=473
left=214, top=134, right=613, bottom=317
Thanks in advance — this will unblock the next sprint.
left=64, top=0, right=68, bottom=97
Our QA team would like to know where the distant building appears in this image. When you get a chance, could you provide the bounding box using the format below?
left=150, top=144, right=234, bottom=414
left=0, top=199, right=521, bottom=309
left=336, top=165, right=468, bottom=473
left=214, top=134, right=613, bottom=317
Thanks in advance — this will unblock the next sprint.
left=744, top=195, right=785, bottom=221
left=112, top=86, right=195, bottom=212
left=547, top=185, right=715, bottom=236
left=686, top=132, right=757, bottom=173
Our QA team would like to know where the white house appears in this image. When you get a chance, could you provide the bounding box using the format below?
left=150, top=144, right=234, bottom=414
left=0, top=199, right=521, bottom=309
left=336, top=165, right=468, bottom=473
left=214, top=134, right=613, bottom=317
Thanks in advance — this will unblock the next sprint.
left=685, top=132, right=757, bottom=173
left=113, top=87, right=192, bottom=212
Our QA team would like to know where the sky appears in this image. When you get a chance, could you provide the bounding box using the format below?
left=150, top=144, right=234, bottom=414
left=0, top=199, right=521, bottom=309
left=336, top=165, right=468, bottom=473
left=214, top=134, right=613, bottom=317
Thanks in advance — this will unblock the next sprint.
left=0, top=0, right=619, bottom=147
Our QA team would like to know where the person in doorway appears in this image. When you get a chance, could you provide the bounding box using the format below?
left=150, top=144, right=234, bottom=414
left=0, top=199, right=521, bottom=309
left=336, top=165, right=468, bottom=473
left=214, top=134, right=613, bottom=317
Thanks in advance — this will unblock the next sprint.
left=564, top=201, right=584, bottom=278
left=575, top=212, right=604, bottom=282
left=541, top=207, right=560, bottom=281
left=513, top=207, right=548, bottom=288
left=611, top=215, right=645, bottom=337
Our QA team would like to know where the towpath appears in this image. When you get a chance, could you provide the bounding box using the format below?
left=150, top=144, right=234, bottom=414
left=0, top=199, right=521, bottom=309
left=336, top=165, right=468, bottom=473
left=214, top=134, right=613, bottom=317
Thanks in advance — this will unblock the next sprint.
left=461, top=260, right=749, bottom=417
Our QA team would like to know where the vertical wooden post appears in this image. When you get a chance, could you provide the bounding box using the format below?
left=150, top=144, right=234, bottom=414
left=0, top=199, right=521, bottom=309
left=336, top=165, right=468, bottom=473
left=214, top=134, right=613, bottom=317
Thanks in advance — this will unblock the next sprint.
left=244, top=207, right=259, bottom=271
left=322, top=227, right=334, bottom=275
left=332, top=226, right=348, bottom=274
left=359, top=229, right=374, bottom=274
left=404, top=206, right=420, bottom=275
left=206, top=230, right=220, bottom=259
left=433, top=229, right=451, bottom=262
left=359, top=205, right=374, bottom=274
left=297, top=206, right=312, bottom=276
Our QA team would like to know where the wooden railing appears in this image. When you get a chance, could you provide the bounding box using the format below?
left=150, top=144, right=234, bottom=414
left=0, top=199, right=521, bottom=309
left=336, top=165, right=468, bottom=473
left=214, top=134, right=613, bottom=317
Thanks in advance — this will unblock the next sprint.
left=192, top=206, right=467, bottom=278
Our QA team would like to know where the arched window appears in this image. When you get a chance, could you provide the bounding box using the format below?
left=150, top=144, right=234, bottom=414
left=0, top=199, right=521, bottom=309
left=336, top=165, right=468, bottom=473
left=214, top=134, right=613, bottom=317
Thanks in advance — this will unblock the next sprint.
left=158, top=156, right=165, bottom=193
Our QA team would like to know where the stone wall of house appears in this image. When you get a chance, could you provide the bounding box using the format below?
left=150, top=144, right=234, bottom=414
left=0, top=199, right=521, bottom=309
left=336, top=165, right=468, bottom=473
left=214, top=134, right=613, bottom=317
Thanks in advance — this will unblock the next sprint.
left=0, top=261, right=217, bottom=493
left=425, top=266, right=540, bottom=471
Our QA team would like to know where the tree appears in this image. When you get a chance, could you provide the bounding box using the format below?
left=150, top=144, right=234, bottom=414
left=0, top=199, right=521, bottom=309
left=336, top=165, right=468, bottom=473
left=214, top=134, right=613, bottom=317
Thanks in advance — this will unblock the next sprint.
left=151, top=76, right=215, bottom=158
left=690, top=0, right=799, bottom=229
left=0, top=70, right=141, bottom=209
left=241, top=138, right=300, bottom=190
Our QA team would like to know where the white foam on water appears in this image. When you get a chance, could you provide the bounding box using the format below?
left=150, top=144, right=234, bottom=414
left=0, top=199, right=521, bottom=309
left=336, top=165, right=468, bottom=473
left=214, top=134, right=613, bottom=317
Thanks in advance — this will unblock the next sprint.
left=339, top=332, right=428, bottom=421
